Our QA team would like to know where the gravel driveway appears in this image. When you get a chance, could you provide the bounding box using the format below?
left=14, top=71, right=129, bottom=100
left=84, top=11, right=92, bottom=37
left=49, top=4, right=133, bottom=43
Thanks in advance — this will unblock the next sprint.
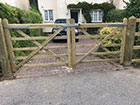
left=1, top=68, right=140, bottom=105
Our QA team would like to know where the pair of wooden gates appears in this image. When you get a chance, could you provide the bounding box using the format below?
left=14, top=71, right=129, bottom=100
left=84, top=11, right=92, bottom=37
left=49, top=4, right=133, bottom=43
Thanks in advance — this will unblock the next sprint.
left=0, top=17, right=137, bottom=77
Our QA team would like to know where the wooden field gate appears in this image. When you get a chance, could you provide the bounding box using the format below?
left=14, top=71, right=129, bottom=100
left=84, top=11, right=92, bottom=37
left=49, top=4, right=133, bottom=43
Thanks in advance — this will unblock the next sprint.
left=0, top=16, right=138, bottom=77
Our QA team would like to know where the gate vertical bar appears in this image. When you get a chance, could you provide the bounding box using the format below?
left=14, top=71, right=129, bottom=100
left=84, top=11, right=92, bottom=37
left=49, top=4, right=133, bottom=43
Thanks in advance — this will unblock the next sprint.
left=3, top=19, right=17, bottom=72
left=0, top=19, right=13, bottom=77
left=67, top=19, right=72, bottom=67
left=123, top=16, right=136, bottom=65
left=71, top=19, right=76, bottom=67
left=120, top=18, right=128, bottom=64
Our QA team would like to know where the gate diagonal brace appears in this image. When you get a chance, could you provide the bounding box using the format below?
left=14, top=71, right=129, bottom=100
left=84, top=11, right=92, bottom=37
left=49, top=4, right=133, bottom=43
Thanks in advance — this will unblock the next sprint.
left=16, top=28, right=64, bottom=69
left=79, top=27, right=118, bottom=58
left=76, top=28, right=120, bottom=64
left=14, top=30, right=65, bottom=63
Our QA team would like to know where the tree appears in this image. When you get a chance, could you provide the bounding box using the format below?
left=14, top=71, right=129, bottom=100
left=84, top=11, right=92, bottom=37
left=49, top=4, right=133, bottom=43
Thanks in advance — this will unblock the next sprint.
left=125, top=0, right=140, bottom=18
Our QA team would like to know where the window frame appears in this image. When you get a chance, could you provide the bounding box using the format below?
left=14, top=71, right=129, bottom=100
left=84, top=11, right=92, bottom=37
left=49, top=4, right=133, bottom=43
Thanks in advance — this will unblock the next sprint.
left=44, top=9, right=54, bottom=22
left=90, top=10, right=103, bottom=22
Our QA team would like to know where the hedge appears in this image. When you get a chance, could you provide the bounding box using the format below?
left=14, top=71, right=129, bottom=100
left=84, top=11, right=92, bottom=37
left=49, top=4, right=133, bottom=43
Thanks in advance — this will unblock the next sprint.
left=106, top=9, right=126, bottom=22
left=0, top=3, right=42, bottom=76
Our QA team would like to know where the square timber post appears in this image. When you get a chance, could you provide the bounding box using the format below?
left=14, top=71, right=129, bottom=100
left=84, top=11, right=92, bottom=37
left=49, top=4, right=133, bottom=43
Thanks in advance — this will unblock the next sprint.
left=123, top=16, right=136, bottom=65
left=0, top=19, right=13, bottom=78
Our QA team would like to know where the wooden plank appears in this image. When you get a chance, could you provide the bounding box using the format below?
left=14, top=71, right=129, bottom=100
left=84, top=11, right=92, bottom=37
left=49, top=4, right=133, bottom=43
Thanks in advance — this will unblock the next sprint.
left=76, top=51, right=120, bottom=56
left=80, top=23, right=126, bottom=28
left=71, top=19, right=76, bottom=67
left=81, top=58, right=120, bottom=63
left=15, top=54, right=67, bottom=60
left=135, top=32, right=140, bottom=36
left=77, top=28, right=120, bottom=64
left=0, top=19, right=13, bottom=77
left=11, top=36, right=68, bottom=41
left=23, top=62, right=67, bottom=68
left=136, top=19, right=140, bottom=22
left=4, top=24, right=64, bottom=29
left=120, top=18, right=128, bottom=64
left=67, top=19, right=72, bottom=67
left=11, top=35, right=122, bottom=41
left=13, top=46, right=67, bottom=51
left=133, top=46, right=140, bottom=50
left=132, top=59, right=140, bottom=63
left=123, top=16, right=136, bottom=65
left=3, top=19, right=17, bottom=72
left=16, top=27, right=64, bottom=69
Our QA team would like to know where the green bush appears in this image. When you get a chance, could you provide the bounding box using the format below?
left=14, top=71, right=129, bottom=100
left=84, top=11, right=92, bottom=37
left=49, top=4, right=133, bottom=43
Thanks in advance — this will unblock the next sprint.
left=0, top=3, right=43, bottom=69
left=106, top=9, right=126, bottom=22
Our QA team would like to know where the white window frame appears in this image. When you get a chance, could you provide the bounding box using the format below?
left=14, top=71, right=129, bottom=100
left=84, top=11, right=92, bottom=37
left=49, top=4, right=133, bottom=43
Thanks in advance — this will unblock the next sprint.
left=44, top=10, right=53, bottom=22
left=90, top=10, right=103, bottom=22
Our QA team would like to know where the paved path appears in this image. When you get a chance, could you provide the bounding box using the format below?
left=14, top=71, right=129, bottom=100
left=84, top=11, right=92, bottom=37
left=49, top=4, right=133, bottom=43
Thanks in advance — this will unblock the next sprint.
left=1, top=68, right=140, bottom=105
left=15, top=39, right=123, bottom=78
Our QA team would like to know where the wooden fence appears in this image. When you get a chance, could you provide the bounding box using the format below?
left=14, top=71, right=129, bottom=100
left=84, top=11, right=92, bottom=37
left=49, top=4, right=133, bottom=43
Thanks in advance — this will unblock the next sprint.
left=0, top=16, right=138, bottom=78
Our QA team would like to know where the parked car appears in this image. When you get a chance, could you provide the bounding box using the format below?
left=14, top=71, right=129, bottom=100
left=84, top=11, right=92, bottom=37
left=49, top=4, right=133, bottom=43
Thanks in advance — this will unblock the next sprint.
left=52, top=19, right=79, bottom=42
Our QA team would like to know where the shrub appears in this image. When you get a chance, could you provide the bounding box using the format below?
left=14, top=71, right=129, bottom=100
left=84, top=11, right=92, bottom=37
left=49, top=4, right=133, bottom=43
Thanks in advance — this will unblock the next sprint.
left=99, top=27, right=122, bottom=52
left=106, top=9, right=126, bottom=22
left=99, top=27, right=122, bottom=44
left=0, top=3, right=43, bottom=69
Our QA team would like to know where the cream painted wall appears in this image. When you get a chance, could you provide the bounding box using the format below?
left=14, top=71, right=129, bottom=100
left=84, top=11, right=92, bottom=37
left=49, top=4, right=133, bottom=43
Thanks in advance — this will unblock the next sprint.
left=113, top=0, right=129, bottom=9
left=38, top=0, right=127, bottom=32
left=0, top=0, right=30, bottom=10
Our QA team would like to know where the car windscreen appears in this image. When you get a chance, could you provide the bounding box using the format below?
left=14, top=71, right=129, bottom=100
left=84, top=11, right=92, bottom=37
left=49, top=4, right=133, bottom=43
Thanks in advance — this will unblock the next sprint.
left=54, top=19, right=66, bottom=23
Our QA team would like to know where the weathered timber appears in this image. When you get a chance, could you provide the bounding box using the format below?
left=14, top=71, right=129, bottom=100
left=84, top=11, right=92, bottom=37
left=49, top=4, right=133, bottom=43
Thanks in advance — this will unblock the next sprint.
left=0, top=19, right=13, bottom=77
left=123, top=16, right=136, bottom=65
left=3, top=19, right=17, bottom=72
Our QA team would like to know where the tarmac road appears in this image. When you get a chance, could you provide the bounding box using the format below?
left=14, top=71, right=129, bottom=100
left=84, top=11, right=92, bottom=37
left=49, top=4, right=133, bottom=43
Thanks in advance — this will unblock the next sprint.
left=1, top=68, right=140, bottom=105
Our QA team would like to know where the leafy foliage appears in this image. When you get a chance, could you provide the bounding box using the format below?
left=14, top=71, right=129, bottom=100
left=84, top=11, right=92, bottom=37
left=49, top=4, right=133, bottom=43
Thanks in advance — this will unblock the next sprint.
left=106, top=9, right=126, bottom=22
left=125, top=0, right=140, bottom=18
left=0, top=3, right=43, bottom=68
left=67, top=2, right=115, bottom=23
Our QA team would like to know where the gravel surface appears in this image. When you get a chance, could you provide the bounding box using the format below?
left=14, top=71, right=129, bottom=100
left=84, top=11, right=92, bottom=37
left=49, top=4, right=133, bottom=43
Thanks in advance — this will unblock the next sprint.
left=1, top=68, right=140, bottom=105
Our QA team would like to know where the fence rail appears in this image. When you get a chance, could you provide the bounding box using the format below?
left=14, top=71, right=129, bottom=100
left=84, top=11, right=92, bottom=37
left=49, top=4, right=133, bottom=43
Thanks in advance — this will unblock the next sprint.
left=0, top=16, right=139, bottom=78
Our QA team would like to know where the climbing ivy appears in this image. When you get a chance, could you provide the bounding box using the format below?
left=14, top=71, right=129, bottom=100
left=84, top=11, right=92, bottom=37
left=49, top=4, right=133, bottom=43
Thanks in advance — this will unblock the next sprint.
left=67, top=2, right=115, bottom=23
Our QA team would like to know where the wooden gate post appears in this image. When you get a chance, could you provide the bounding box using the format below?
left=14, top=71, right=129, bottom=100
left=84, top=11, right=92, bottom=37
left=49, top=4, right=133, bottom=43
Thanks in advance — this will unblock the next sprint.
left=3, top=19, right=17, bottom=72
left=120, top=18, right=128, bottom=64
left=71, top=19, right=76, bottom=67
left=122, top=16, right=136, bottom=65
left=67, top=19, right=72, bottom=67
left=0, top=19, right=13, bottom=77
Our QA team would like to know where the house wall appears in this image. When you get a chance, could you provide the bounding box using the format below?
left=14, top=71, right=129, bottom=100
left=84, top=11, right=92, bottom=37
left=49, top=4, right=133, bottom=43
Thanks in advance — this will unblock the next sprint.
left=38, top=0, right=109, bottom=22
left=38, top=0, right=127, bottom=32
left=0, top=0, right=30, bottom=10
left=113, top=0, right=129, bottom=9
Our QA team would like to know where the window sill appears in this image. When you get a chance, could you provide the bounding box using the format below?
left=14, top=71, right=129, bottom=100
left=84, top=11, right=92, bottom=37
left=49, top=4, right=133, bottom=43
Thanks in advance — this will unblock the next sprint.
left=44, top=21, right=54, bottom=23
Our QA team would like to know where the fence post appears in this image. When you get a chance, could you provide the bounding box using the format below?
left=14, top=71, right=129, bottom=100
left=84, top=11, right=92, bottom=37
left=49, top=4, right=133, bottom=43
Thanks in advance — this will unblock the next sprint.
left=71, top=19, right=76, bottom=67
left=67, top=19, right=72, bottom=67
left=3, top=19, right=17, bottom=72
left=120, top=18, right=128, bottom=64
left=0, top=19, right=13, bottom=77
left=123, top=16, right=136, bottom=65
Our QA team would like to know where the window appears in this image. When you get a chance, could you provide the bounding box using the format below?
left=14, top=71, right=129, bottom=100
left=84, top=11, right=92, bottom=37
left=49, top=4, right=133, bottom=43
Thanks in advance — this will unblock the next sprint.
left=90, top=10, right=103, bottom=22
left=44, top=10, right=53, bottom=21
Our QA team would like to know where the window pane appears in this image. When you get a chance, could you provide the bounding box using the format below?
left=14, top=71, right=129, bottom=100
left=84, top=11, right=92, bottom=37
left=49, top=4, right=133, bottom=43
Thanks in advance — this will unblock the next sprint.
left=49, top=10, right=53, bottom=21
left=44, top=10, right=48, bottom=21
left=99, top=11, right=102, bottom=21
left=94, top=13, right=97, bottom=22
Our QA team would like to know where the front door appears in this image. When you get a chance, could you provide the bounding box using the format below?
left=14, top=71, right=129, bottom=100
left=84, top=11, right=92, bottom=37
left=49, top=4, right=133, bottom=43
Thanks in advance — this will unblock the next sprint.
left=71, top=11, right=78, bottom=23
